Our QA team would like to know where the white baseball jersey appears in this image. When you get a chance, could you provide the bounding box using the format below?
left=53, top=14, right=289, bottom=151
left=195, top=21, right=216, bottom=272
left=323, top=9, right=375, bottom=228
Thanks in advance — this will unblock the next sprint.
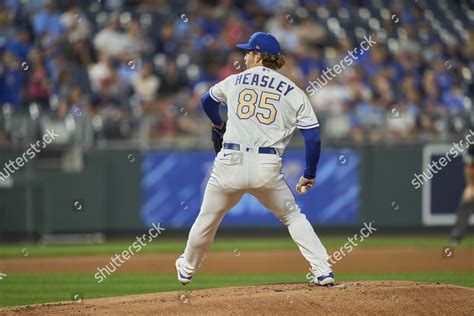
left=180, top=66, right=331, bottom=281
left=209, top=66, right=319, bottom=153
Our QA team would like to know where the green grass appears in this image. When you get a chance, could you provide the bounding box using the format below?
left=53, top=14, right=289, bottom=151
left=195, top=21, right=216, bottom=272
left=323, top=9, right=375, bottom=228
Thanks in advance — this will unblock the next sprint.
left=1, top=272, right=473, bottom=308
left=0, top=235, right=472, bottom=258
left=1, top=235, right=472, bottom=308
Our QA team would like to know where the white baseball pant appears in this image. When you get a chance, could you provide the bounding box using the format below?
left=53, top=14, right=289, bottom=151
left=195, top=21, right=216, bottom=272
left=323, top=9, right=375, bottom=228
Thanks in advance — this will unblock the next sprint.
left=181, top=146, right=332, bottom=277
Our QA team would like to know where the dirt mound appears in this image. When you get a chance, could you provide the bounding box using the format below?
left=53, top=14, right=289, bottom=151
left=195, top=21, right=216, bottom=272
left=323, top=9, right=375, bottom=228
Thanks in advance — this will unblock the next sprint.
left=2, top=281, right=473, bottom=315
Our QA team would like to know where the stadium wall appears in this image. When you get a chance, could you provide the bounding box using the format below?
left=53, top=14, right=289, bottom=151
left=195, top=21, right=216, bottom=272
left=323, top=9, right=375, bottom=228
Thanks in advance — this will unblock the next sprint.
left=0, top=144, right=462, bottom=236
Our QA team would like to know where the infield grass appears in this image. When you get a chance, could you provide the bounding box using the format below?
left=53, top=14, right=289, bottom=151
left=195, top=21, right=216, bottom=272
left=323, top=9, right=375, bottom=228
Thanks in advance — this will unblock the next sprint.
left=0, top=234, right=472, bottom=258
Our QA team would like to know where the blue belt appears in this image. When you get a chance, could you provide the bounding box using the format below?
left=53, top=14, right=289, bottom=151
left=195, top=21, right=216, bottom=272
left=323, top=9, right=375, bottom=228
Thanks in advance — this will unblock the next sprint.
left=223, top=143, right=277, bottom=155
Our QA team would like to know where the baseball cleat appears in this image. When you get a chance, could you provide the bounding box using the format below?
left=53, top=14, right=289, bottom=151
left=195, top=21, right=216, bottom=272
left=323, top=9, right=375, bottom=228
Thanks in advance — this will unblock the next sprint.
left=312, top=272, right=335, bottom=287
left=175, top=256, right=193, bottom=285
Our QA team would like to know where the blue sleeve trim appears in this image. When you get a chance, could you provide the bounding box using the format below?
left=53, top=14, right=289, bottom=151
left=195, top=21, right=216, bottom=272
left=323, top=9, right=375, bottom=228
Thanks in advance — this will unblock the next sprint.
left=208, top=88, right=220, bottom=102
left=201, top=91, right=223, bottom=126
left=300, top=127, right=321, bottom=179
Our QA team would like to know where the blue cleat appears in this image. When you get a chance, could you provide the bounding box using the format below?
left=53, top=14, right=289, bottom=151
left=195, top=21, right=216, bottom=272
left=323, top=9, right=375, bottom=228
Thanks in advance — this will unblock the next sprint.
left=312, top=272, right=335, bottom=287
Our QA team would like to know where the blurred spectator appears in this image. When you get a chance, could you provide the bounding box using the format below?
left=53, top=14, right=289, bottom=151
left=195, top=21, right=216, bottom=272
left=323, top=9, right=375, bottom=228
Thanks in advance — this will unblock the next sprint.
left=48, top=51, right=71, bottom=91
left=398, top=25, right=422, bottom=54
left=5, top=27, right=32, bottom=61
left=386, top=102, right=418, bottom=141
left=433, top=58, right=452, bottom=93
left=131, top=63, right=160, bottom=102
left=324, top=101, right=353, bottom=141
left=93, top=16, right=126, bottom=57
left=123, top=20, right=152, bottom=56
left=107, top=59, right=131, bottom=101
left=155, top=23, right=178, bottom=55
left=67, top=39, right=94, bottom=94
left=32, top=1, right=64, bottom=46
left=60, top=3, right=91, bottom=43
left=55, top=69, right=72, bottom=99
left=0, top=0, right=471, bottom=145
left=91, top=85, right=122, bottom=113
left=218, top=50, right=244, bottom=80
left=0, top=51, right=23, bottom=110
left=442, top=86, right=465, bottom=114
left=222, top=13, right=247, bottom=47
left=117, top=53, right=140, bottom=85
left=58, top=85, right=89, bottom=118
left=371, top=73, right=395, bottom=108
left=354, top=97, right=385, bottom=143
left=0, top=4, right=12, bottom=39
left=27, top=48, right=51, bottom=108
left=88, top=51, right=112, bottom=93
left=297, top=44, right=325, bottom=79
left=159, top=60, right=189, bottom=96
left=68, top=39, right=94, bottom=68
left=280, top=54, right=306, bottom=88
left=266, top=12, right=299, bottom=53
left=422, top=70, right=441, bottom=109
left=297, top=17, right=327, bottom=46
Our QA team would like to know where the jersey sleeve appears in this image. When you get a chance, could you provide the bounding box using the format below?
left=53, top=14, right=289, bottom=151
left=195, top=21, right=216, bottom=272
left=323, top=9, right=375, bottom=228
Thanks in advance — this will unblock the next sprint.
left=296, top=94, right=320, bottom=129
left=209, top=74, right=235, bottom=104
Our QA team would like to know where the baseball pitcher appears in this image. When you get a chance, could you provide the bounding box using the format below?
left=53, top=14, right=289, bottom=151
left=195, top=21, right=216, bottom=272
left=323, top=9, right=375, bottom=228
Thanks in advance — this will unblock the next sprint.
left=176, top=32, right=334, bottom=286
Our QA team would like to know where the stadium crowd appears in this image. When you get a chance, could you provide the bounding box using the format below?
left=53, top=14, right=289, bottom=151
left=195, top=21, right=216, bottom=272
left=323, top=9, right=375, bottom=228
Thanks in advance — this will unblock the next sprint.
left=0, top=0, right=472, bottom=147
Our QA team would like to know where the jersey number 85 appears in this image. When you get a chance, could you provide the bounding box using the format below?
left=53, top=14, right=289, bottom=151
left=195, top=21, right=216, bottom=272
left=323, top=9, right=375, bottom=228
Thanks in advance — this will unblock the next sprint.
left=236, top=89, right=280, bottom=125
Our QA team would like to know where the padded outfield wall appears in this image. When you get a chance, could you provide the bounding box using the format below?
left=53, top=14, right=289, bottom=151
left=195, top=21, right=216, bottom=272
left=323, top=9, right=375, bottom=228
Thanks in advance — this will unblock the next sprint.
left=0, top=144, right=468, bottom=236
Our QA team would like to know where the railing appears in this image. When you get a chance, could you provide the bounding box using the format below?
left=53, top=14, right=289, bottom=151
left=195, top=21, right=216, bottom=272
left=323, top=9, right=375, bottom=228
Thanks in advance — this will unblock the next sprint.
left=1, top=102, right=472, bottom=151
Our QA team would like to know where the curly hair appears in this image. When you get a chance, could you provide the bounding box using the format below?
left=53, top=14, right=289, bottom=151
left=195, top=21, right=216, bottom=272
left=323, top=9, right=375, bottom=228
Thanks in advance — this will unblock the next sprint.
left=258, top=52, right=286, bottom=70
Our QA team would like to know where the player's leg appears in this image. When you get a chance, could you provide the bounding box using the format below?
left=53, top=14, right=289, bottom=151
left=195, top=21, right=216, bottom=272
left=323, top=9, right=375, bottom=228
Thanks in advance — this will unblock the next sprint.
left=451, top=199, right=474, bottom=244
left=451, top=160, right=474, bottom=244
left=177, top=150, right=247, bottom=284
left=251, top=175, right=332, bottom=280
left=180, top=182, right=243, bottom=275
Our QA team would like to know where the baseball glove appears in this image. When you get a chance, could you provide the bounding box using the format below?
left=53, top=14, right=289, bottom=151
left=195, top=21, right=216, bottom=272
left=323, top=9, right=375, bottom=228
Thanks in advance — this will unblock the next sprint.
left=211, top=122, right=226, bottom=153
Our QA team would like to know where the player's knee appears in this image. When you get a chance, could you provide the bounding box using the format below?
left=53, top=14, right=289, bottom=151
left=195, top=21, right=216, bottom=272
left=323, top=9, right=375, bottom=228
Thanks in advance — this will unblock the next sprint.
left=280, top=211, right=306, bottom=226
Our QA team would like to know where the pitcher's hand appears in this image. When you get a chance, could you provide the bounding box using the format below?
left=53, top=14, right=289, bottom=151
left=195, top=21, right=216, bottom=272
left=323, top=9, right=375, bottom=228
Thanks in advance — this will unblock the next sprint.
left=296, top=176, right=315, bottom=195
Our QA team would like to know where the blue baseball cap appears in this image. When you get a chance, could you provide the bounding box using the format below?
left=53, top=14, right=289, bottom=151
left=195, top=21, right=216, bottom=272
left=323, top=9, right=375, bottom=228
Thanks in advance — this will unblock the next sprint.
left=236, top=32, right=281, bottom=56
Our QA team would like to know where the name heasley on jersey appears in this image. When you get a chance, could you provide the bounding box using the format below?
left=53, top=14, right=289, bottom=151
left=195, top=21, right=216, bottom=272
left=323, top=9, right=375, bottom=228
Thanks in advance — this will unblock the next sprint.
left=234, top=70, right=295, bottom=96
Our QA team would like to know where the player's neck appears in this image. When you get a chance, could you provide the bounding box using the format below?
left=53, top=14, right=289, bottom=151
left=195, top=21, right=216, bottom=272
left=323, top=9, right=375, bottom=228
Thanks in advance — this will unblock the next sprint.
left=248, top=63, right=271, bottom=70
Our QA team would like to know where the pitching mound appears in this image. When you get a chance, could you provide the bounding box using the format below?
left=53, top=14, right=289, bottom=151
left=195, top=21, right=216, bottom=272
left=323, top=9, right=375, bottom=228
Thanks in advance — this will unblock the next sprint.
left=2, top=281, right=473, bottom=315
